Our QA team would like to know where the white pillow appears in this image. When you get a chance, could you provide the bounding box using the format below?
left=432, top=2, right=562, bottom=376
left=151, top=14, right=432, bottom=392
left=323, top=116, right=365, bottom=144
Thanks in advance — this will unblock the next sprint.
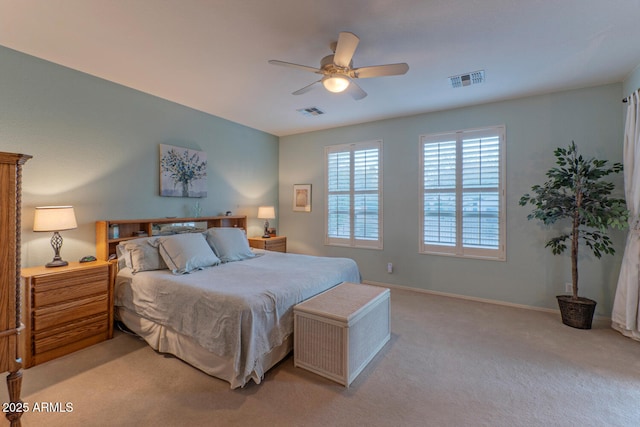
left=204, top=227, right=255, bottom=263
left=155, top=233, right=220, bottom=274
left=118, top=237, right=166, bottom=273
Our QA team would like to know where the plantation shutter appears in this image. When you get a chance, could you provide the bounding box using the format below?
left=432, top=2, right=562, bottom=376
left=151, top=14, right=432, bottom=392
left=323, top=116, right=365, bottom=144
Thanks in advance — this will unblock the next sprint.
left=327, top=151, right=351, bottom=240
left=420, top=126, right=505, bottom=260
left=461, top=134, right=501, bottom=250
left=423, top=138, right=457, bottom=247
left=326, top=141, right=382, bottom=249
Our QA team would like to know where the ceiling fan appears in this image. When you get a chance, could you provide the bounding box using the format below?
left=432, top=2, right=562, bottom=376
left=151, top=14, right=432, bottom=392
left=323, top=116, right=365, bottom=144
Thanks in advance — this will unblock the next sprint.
left=268, top=31, right=409, bottom=100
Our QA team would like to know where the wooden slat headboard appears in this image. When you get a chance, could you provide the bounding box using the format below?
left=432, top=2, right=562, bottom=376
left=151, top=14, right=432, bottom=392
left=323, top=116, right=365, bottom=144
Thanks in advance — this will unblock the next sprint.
left=95, top=215, right=247, bottom=261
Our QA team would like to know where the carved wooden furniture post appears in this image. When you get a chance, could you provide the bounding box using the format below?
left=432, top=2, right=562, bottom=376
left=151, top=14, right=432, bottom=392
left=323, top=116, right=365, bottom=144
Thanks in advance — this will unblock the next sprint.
left=0, top=152, right=31, bottom=427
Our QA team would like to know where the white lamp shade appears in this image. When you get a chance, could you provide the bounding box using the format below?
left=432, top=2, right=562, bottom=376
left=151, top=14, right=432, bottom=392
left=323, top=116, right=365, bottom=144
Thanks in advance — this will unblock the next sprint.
left=257, top=206, right=276, bottom=219
left=33, top=206, right=78, bottom=232
left=322, top=75, right=350, bottom=93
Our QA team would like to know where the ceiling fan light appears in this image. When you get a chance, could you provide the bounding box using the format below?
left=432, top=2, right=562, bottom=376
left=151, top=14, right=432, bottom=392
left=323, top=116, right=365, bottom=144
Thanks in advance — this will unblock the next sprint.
left=322, top=75, right=350, bottom=93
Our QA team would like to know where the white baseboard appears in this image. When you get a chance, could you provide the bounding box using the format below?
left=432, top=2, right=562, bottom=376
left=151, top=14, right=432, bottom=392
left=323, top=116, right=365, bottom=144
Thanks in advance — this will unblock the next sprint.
left=362, top=279, right=612, bottom=322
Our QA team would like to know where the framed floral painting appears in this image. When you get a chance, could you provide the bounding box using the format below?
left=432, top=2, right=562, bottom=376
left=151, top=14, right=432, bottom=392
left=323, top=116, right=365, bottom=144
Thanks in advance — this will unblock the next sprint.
left=159, top=144, right=207, bottom=198
left=293, top=184, right=311, bottom=212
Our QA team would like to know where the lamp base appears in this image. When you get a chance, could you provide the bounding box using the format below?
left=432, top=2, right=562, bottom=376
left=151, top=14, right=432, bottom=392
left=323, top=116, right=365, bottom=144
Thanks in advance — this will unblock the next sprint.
left=262, top=219, right=271, bottom=238
left=46, top=231, right=68, bottom=267
left=45, top=259, right=68, bottom=268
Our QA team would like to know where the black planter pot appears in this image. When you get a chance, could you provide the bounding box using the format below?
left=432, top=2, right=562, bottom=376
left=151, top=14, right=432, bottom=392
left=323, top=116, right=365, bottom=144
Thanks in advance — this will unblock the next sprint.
left=556, top=295, right=597, bottom=329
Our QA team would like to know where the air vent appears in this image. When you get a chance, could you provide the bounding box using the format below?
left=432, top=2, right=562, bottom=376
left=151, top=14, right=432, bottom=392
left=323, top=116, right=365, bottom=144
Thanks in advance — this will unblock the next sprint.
left=297, top=107, right=325, bottom=117
left=449, top=70, right=485, bottom=88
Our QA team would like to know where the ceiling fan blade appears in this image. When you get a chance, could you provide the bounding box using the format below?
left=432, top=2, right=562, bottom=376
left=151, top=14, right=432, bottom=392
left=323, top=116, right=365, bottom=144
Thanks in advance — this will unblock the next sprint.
left=268, top=60, right=321, bottom=74
left=333, top=32, right=359, bottom=68
left=292, top=80, right=322, bottom=95
left=347, top=79, right=367, bottom=100
left=352, top=63, right=409, bottom=78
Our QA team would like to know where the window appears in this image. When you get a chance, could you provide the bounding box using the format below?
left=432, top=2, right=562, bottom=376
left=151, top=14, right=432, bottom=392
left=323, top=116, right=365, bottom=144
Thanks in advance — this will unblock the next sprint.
left=325, top=140, right=382, bottom=249
left=420, top=126, right=505, bottom=260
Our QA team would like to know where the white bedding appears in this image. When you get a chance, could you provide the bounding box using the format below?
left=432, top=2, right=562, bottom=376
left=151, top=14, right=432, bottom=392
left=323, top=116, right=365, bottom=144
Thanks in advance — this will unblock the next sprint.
left=115, top=249, right=360, bottom=387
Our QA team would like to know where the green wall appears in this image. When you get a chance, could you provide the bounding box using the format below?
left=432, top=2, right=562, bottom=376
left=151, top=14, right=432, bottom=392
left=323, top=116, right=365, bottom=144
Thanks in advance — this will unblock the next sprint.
left=0, top=46, right=279, bottom=267
left=279, top=84, right=626, bottom=315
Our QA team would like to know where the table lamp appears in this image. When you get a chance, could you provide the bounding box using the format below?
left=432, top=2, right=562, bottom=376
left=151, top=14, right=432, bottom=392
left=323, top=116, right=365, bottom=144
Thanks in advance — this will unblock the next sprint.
left=257, top=206, right=275, bottom=238
left=33, top=206, right=78, bottom=267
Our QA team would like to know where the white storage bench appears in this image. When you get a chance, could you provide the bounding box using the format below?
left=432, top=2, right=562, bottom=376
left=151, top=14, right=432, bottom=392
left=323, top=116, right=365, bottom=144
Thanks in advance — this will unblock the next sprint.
left=293, top=282, right=390, bottom=386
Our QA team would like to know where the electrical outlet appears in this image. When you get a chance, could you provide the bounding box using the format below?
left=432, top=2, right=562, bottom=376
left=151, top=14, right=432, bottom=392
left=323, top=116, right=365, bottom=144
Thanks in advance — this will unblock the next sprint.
left=387, top=262, right=393, bottom=274
left=565, top=282, right=572, bottom=293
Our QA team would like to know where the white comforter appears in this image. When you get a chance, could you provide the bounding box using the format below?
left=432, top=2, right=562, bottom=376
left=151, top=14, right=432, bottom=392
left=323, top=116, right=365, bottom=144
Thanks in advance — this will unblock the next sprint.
left=115, top=250, right=360, bottom=385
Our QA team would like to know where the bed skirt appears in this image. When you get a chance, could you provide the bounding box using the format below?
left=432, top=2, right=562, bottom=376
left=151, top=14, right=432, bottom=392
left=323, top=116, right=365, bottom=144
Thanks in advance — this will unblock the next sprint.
left=116, top=307, right=293, bottom=389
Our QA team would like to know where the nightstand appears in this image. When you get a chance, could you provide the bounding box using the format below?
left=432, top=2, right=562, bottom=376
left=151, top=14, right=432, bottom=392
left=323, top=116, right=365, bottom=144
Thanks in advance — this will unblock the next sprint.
left=248, top=235, right=287, bottom=253
left=20, top=260, right=112, bottom=368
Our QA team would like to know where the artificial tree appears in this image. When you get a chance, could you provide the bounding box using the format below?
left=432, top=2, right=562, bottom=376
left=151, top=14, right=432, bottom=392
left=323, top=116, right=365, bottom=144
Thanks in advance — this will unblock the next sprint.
left=519, top=141, right=627, bottom=327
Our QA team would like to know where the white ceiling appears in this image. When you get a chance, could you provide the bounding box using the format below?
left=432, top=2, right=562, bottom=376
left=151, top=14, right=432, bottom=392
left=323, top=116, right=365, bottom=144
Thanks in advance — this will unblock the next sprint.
left=1, top=0, right=640, bottom=137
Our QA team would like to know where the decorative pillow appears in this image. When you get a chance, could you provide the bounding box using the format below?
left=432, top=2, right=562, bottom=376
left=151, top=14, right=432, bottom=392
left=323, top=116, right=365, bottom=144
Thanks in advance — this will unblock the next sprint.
left=155, top=233, right=220, bottom=274
left=116, top=243, right=129, bottom=270
left=204, top=227, right=255, bottom=263
left=118, top=237, right=166, bottom=273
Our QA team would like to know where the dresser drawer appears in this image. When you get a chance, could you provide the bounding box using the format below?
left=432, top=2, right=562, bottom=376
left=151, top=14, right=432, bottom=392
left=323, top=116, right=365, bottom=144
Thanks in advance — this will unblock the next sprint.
left=34, top=313, right=108, bottom=354
left=265, top=240, right=286, bottom=252
left=32, top=266, right=108, bottom=308
left=33, top=294, right=108, bottom=332
left=248, top=236, right=286, bottom=253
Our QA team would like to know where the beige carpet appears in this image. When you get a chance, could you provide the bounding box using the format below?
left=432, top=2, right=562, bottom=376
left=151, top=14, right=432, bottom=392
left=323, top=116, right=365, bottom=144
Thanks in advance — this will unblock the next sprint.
left=4, top=288, right=640, bottom=427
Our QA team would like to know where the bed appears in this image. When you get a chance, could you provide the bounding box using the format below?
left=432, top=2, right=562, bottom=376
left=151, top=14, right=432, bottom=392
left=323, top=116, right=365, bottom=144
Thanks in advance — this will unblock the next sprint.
left=96, top=216, right=360, bottom=388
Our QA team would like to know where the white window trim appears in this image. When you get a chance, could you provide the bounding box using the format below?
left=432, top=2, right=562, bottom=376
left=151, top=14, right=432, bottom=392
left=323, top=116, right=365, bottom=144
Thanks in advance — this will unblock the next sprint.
left=324, top=140, right=383, bottom=250
left=419, top=126, right=506, bottom=261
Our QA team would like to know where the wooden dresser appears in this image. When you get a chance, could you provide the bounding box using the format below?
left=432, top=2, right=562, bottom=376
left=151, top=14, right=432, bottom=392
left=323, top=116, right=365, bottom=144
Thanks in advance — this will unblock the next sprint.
left=248, top=235, right=287, bottom=253
left=20, top=261, right=112, bottom=368
left=0, top=152, right=31, bottom=427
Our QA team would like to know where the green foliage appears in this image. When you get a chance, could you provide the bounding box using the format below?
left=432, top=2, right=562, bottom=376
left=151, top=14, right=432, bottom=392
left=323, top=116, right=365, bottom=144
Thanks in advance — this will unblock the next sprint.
left=519, top=141, right=628, bottom=298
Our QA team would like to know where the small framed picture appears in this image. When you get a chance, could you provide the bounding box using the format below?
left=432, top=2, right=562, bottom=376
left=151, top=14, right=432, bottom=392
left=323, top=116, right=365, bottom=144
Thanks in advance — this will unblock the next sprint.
left=293, top=184, right=311, bottom=212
